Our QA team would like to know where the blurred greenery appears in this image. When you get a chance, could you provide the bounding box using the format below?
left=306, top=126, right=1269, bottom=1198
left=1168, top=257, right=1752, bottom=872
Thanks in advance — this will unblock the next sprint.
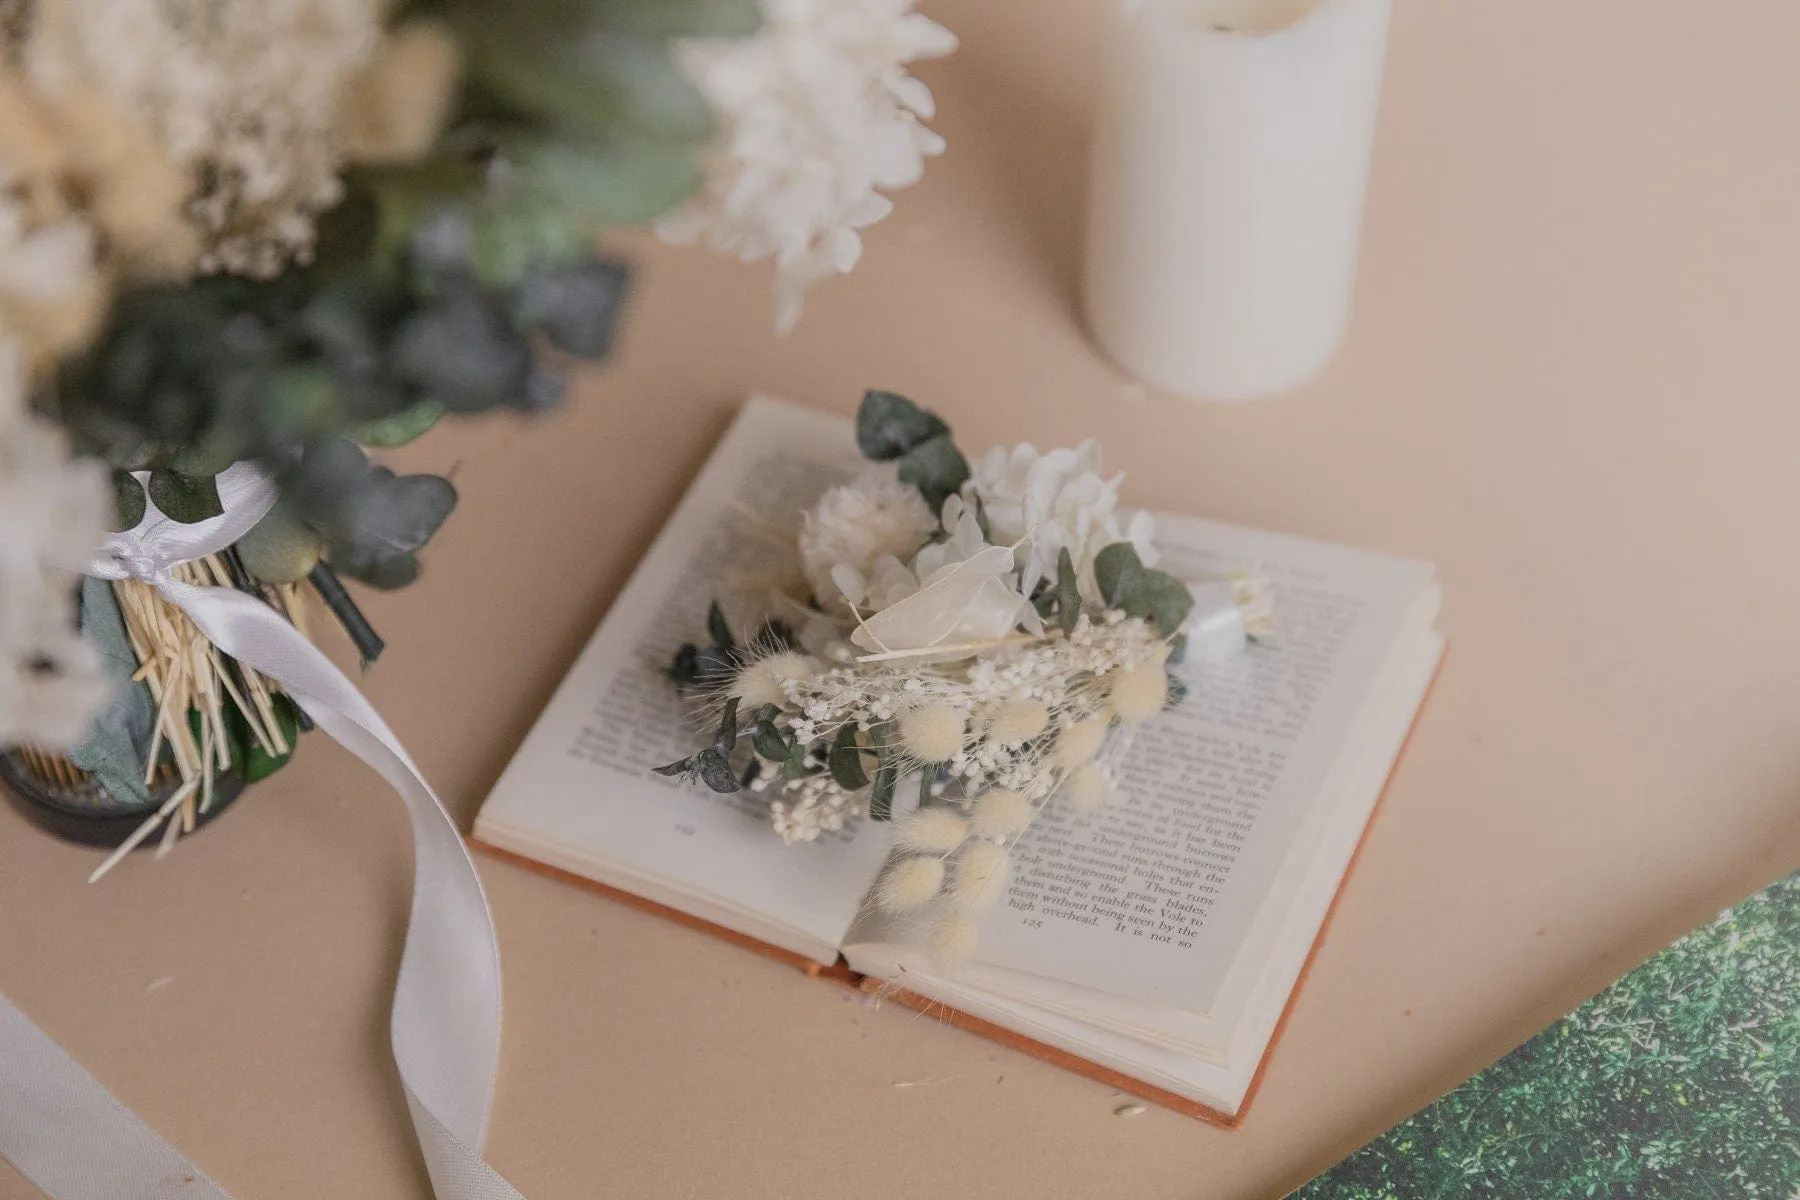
left=1294, top=873, right=1800, bottom=1199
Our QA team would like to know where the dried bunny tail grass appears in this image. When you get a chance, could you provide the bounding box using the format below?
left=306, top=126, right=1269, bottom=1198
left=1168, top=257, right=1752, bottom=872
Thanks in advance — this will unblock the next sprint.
left=892, top=806, right=969, bottom=855
left=896, top=702, right=964, bottom=762
left=1064, top=762, right=1113, bottom=814
left=984, top=699, right=1048, bottom=747
left=728, top=649, right=815, bottom=709
left=1052, top=715, right=1110, bottom=770
left=874, top=856, right=945, bottom=914
left=969, top=788, right=1032, bottom=840
left=924, top=911, right=980, bottom=970
left=1109, top=662, right=1168, bottom=723
left=947, top=840, right=1012, bottom=914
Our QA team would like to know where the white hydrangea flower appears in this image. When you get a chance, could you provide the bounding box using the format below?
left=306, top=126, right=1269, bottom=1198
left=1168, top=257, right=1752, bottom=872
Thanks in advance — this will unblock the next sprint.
left=845, top=496, right=1041, bottom=658
left=657, top=0, right=957, bottom=332
left=798, top=467, right=937, bottom=613
left=966, top=441, right=1160, bottom=606
left=0, top=340, right=111, bottom=748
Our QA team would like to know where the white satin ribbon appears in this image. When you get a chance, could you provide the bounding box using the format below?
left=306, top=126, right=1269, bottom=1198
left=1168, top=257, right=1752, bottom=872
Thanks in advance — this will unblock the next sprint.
left=1, top=464, right=527, bottom=1200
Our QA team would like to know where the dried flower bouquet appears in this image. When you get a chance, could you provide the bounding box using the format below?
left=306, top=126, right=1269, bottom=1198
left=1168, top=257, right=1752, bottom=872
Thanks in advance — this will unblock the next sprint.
left=659, top=392, right=1272, bottom=963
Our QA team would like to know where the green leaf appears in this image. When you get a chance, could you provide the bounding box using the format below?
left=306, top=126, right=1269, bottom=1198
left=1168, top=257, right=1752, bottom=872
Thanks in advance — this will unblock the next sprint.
left=68, top=578, right=155, bottom=808
left=694, top=747, right=739, bottom=793
left=595, top=0, right=762, bottom=37
left=390, top=283, right=535, bottom=414
left=868, top=724, right=898, bottom=822
left=111, top=472, right=146, bottom=531
left=653, top=755, right=694, bottom=778
left=1093, top=542, right=1143, bottom=609
left=1055, top=546, right=1081, bottom=635
left=782, top=744, right=818, bottom=781
left=234, top=504, right=323, bottom=584
left=896, top=433, right=970, bottom=515
left=707, top=601, right=734, bottom=650
left=147, top=469, right=224, bottom=523
left=857, top=391, right=950, bottom=461
left=1164, top=673, right=1189, bottom=711
left=752, top=715, right=790, bottom=762
left=507, top=137, right=703, bottom=227
left=289, top=439, right=457, bottom=589
left=350, top=402, right=443, bottom=448
left=512, top=258, right=631, bottom=359
left=828, top=724, right=869, bottom=791
left=711, top=696, right=740, bottom=756
left=240, top=694, right=302, bottom=784
left=1135, top=570, right=1195, bottom=637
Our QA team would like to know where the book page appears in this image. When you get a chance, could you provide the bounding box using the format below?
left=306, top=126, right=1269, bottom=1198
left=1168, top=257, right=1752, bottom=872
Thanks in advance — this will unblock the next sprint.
left=475, top=398, right=893, bottom=957
left=969, top=518, right=1434, bottom=1009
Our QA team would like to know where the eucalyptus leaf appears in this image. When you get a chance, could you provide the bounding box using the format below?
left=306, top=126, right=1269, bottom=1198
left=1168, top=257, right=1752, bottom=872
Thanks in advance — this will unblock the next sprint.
left=706, top=601, right=734, bottom=650
left=1055, top=546, right=1081, bottom=635
left=508, top=138, right=703, bottom=227
left=782, top=744, right=818, bottom=781
left=147, top=469, right=223, bottom=523
left=694, top=747, right=739, bottom=793
left=288, top=438, right=457, bottom=588
left=668, top=643, right=701, bottom=685
left=752, top=716, right=790, bottom=762
left=350, top=402, right=443, bottom=448
left=828, top=724, right=869, bottom=791
left=111, top=472, right=146, bottom=531
left=513, top=258, right=631, bottom=359
left=1164, top=673, right=1189, bottom=711
left=712, top=697, right=741, bottom=756
left=234, top=504, right=323, bottom=584
left=896, top=433, right=970, bottom=515
left=68, top=578, right=154, bottom=808
left=857, top=391, right=950, bottom=461
left=391, top=282, right=535, bottom=413
left=1093, top=542, right=1143, bottom=609
left=595, top=0, right=761, bottom=37
left=1129, top=570, right=1196, bottom=637
left=868, top=726, right=898, bottom=822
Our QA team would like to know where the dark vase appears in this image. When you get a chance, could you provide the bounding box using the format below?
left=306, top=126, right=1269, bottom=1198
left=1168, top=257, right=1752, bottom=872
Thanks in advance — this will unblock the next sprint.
left=0, top=748, right=247, bottom=848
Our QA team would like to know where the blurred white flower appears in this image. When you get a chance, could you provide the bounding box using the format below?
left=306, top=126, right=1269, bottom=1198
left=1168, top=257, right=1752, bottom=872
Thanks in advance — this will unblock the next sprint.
left=966, top=441, right=1159, bottom=606
left=0, top=340, right=110, bottom=748
left=798, top=467, right=937, bottom=612
left=844, top=498, right=1040, bottom=658
left=657, top=0, right=956, bottom=332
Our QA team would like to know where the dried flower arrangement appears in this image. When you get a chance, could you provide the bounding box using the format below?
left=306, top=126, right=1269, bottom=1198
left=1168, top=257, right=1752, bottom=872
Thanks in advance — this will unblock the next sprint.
left=0, top=0, right=955, bottom=860
left=658, top=392, right=1272, bottom=964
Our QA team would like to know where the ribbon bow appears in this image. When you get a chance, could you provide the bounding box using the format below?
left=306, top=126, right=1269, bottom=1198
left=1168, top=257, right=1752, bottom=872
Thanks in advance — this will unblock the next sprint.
left=1, top=464, right=529, bottom=1200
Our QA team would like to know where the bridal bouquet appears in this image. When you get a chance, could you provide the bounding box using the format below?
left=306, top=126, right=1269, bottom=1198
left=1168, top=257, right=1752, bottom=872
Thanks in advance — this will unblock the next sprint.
left=660, top=393, right=1271, bottom=963
left=0, top=0, right=955, bottom=858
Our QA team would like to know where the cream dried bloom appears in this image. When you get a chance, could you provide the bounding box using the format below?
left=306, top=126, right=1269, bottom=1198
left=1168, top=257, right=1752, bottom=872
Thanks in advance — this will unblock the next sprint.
left=23, top=0, right=385, bottom=277
left=0, top=339, right=110, bottom=747
left=798, top=467, right=936, bottom=613
left=656, top=0, right=956, bottom=332
left=966, top=440, right=1160, bottom=604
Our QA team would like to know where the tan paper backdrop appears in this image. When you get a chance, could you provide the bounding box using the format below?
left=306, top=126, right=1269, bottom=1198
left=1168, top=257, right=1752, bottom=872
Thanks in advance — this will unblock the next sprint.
left=5, top=1, right=1800, bottom=1196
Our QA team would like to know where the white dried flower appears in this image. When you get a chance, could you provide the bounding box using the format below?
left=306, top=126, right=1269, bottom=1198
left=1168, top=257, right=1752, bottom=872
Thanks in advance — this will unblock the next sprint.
left=1109, top=661, right=1168, bottom=723
left=848, top=499, right=1041, bottom=658
left=895, top=701, right=962, bottom=762
left=984, top=699, right=1048, bottom=747
left=656, top=0, right=956, bottom=332
left=874, top=855, right=944, bottom=913
left=1052, top=715, right=1110, bottom=770
left=24, top=0, right=385, bottom=277
left=730, top=649, right=815, bottom=709
left=0, top=339, right=110, bottom=747
left=923, top=909, right=977, bottom=969
left=892, top=805, right=967, bottom=855
left=947, top=839, right=1011, bottom=913
left=1063, top=762, right=1112, bottom=814
left=969, top=788, right=1031, bottom=840
left=798, top=468, right=936, bottom=612
left=966, top=441, right=1160, bottom=602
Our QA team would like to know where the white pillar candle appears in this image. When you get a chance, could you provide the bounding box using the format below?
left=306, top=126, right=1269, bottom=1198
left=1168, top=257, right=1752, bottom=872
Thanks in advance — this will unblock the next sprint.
left=1083, top=0, right=1392, bottom=401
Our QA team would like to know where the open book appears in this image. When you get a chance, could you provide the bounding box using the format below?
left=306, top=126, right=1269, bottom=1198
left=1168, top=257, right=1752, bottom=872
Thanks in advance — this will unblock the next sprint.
left=473, top=396, right=1443, bottom=1124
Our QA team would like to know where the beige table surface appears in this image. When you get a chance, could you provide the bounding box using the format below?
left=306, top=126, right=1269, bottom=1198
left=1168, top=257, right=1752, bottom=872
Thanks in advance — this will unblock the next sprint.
left=7, top=1, right=1800, bottom=1197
